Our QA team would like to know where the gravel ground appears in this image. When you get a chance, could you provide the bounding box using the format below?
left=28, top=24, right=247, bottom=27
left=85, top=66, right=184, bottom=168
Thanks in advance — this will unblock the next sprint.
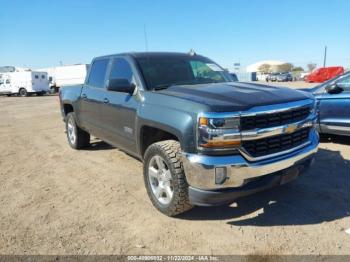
left=0, top=83, right=349, bottom=255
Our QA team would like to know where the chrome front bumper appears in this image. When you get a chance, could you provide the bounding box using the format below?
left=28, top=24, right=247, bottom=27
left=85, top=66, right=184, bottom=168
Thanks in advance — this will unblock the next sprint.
left=182, top=128, right=319, bottom=190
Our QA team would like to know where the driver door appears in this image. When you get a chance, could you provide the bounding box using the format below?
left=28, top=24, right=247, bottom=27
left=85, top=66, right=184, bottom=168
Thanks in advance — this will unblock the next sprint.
left=317, top=74, right=350, bottom=136
left=100, top=57, right=139, bottom=155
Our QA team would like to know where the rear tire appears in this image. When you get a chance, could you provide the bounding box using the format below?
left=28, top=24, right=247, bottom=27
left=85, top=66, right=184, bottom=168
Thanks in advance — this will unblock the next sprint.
left=19, top=88, right=28, bottom=97
left=65, top=112, right=90, bottom=149
left=143, top=140, right=193, bottom=216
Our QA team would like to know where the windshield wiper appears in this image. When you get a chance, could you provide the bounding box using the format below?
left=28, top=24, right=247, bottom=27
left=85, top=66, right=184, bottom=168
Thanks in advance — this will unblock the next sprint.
left=153, top=83, right=182, bottom=90
left=153, top=84, right=171, bottom=90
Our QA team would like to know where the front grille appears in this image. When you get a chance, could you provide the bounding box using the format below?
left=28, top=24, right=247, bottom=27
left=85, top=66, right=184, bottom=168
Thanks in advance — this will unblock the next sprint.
left=241, top=106, right=311, bottom=130
left=242, top=127, right=311, bottom=158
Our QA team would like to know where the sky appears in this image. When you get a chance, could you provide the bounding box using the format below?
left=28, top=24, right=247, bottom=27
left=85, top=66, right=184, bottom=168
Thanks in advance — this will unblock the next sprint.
left=1, top=0, right=350, bottom=71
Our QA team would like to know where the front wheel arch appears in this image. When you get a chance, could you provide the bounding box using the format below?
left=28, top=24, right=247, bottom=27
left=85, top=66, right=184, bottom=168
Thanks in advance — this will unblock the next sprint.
left=139, top=125, right=182, bottom=158
left=63, top=103, right=74, bottom=117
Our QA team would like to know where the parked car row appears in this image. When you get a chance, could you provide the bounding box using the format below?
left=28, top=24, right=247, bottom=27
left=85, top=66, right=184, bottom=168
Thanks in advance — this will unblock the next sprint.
left=266, top=72, right=293, bottom=82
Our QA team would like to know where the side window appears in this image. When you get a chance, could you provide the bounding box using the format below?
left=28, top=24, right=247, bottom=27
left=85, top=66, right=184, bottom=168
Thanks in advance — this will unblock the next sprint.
left=337, top=75, right=350, bottom=91
left=109, top=58, right=134, bottom=84
left=6, top=79, right=10, bottom=84
left=35, top=75, right=39, bottom=79
left=87, top=59, right=109, bottom=88
left=41, top=75, right=46, bottom=79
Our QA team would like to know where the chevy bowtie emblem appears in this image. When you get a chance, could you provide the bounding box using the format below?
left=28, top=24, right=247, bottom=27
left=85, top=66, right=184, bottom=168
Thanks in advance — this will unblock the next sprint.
left=285, top=124, right=298, bottom=134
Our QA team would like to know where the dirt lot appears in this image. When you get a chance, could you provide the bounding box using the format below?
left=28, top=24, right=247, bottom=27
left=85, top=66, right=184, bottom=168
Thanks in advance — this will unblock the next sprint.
left=0, top=83, right=349, bottom=255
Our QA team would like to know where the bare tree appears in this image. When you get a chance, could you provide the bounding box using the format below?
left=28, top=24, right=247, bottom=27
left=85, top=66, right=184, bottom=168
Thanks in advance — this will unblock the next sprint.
left=292, top=66, right=304, bottom=72
left=258, top=64, right=271, bottom=74
left=307, top=63, right=317, bottom=72
left=276, top=63, right=293, bottom=72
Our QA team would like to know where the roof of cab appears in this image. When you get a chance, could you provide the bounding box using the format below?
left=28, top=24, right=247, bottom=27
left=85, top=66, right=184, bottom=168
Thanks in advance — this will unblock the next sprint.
left=93, top=51, right=204, bottom=60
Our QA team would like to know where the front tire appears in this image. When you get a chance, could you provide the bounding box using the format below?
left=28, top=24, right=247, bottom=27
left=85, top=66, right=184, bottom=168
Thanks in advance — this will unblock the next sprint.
left=65, top=112, right=90, bottom=149
left=143, top=140, right=192, bottom=216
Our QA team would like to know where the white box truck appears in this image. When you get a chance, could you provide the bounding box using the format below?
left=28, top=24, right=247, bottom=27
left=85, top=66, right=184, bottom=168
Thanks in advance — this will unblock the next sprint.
left=0, top=71, right=49, bottom=96
left=38, top=64, right=88, bottom=93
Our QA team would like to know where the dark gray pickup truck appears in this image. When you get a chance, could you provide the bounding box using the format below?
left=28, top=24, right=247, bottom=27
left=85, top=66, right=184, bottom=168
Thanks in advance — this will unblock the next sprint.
left=59, top=52, right=319, bottom=216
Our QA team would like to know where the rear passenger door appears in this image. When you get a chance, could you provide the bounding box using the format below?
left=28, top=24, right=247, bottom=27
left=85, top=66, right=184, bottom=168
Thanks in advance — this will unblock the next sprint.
left=100, top=57, right=138, bottom=154
left=78, top=58, right=110, bottom=137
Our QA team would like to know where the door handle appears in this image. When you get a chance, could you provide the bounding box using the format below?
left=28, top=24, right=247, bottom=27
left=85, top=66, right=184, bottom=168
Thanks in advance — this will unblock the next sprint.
left=103, top=98, right=109, bottom=104
left=81, top=93, right=87, bottom=99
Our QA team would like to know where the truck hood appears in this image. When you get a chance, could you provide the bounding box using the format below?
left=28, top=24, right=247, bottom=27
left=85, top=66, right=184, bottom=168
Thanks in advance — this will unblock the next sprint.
left=298, top=86, right=320, bottom=93
left=157, top=82, right=313, bottom=112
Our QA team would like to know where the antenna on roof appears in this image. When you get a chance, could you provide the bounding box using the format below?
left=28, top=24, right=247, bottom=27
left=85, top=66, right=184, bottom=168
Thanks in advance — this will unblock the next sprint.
left=189, top=48, right=196, bottom=56
left=143, top=24, right=149, bottom=52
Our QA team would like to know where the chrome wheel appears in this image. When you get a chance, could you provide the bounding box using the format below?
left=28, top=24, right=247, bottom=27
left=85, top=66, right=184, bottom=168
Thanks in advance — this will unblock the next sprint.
left=67, top=117, right=76, bottom=145
left=148, top=155, right=174, bottom=205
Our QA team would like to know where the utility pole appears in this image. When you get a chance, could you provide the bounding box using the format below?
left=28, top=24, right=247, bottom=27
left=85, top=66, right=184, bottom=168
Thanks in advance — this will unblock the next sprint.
left=323, top=46, right=327, bottom=67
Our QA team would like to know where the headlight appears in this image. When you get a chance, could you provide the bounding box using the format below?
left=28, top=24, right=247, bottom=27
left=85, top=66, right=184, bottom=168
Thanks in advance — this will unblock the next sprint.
left=198, top=116, right=241, bottom=149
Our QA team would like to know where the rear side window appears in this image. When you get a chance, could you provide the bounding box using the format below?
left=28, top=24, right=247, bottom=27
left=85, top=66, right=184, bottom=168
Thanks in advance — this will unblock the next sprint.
left=41, top=75, right=45, bottom=79
left=109, top=58, right=134, bottom=83
left=87, top=59, right=109, bottom=88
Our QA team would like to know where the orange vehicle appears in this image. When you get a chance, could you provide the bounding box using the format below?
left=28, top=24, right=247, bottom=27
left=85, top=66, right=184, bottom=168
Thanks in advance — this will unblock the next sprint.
left=306, top=66, right=344, bottom=83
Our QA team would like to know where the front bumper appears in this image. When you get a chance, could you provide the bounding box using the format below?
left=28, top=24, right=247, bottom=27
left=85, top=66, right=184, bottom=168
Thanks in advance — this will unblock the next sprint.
left=182, top=128, right=319, bottom=192
left=188, top=158, right=313, bottom=206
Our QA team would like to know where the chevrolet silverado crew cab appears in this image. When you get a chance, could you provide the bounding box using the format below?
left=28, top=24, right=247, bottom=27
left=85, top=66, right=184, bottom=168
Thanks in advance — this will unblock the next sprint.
left=59, top=52, right=319, bottom=216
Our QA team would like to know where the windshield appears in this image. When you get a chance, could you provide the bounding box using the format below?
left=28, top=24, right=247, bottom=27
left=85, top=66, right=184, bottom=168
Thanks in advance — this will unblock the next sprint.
left=135, top=55, right=233, bottom=90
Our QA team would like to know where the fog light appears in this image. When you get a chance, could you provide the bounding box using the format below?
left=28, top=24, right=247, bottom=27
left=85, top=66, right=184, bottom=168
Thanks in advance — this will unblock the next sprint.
left=215, top=167, right=227, bottom=184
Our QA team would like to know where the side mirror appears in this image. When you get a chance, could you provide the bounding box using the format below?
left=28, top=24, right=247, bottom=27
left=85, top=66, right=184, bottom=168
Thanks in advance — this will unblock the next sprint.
left=326, top=83, right=343, bottom=94
left=107, top=78, right=136, bottom=94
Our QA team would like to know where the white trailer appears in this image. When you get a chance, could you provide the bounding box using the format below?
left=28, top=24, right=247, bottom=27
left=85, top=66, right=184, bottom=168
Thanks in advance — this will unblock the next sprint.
left=38, top=64, right=88, bottom=93
left=0, top=71, right=49, bottom=96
